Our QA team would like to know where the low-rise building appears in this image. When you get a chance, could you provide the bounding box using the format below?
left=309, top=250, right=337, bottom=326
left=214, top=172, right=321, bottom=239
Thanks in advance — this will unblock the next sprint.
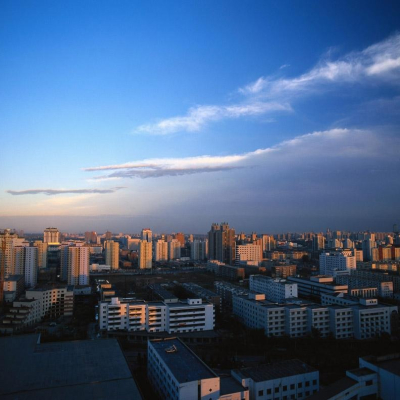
left=250, top=275, right=298, bottom=302
left=148, top=338, right=248, bottom=400
left=99, top=297, right=214, bottom=334
left=287, top=276, right=348, bottom=299
left=232, top=359, right=319, bottom=400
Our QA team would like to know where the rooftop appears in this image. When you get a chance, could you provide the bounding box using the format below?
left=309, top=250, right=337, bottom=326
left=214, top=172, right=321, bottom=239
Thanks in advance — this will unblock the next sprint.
left=220, top=376, right=247, bottom=395
left=0, top=334, right=141, bottom=400
left=149, top=338, right=217, bottom=383
left=307, top=376, right=356, bottom=400
left=235, top=359, right=317, bottom=382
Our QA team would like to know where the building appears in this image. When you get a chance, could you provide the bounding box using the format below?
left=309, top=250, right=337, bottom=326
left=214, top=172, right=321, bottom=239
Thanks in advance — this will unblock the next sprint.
left=0, top=334, right=141, bottom=399
left=139, top=240, right=152, bottom=269
left=68, top=246, right=90, bottom=285
left=24, top=246, right=38, bottom=288
left=182, top=282, right=222, bottom=312
left=43, top=227, right=60, bottom=243
left=207, top=261, right=246, bottom=281
left=154, top=239, right=168, bottom=261
left=250, top=275, right=298, bottom=303
left=232, top=359, right=319, bottom=400
left=308, top=354, right=400, bottom=400
left=148, top=338, right=248, bottom=400
left=168, top=239, right=181, bottom=260
left=85, top=231, right=97, bottom=244
left=208, top=223, right=236, bottom=265
left=214, top=281, right=249, bottom=312
left=33, top=240, right=48, bottom=269
left=174, top=232, right=185, bottom=247
left=319, top=251, right=356, bottom=276
left=141, top=228, right=152, bottom=242
left=99, top=297, right=214, bottom=334
left=190, top=239, right=207, bottom=261
left=236, top=244, right=262, bottom=265
left=266, top=263, right=297, bottom=279
left=105, top=240, right=119, bottom=270
left=3, top=274, right=24, bottom=303
left=287, top=276, right=348, bottom=300
left=312, top=234, right=325, bottom=252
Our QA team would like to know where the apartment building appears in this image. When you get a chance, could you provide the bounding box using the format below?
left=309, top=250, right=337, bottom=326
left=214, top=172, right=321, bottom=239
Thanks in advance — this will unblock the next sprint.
left=214, top=281, right=249, bottom=312
left=99, top=297, right=214, bottom=334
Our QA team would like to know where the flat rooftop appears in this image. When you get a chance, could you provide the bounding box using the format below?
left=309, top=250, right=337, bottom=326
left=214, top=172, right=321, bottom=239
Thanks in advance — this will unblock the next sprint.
left=0, top=334, right=141, bottom=400
left=150, top=338, right=217, bottom=383
left=220, top=376, right=246, bottom=395
left=235, top=359, right=317, bottom=382
left=307, top=376, right=356, bottom=400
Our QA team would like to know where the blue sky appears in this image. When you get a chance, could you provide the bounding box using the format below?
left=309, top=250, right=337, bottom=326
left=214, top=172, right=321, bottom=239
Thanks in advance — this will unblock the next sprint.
left=1, top=1, right=400, bottom=233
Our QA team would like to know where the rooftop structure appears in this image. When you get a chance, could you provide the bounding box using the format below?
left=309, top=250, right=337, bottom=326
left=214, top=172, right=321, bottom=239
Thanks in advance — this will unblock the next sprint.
left=0, top=334, right=141, bottom=399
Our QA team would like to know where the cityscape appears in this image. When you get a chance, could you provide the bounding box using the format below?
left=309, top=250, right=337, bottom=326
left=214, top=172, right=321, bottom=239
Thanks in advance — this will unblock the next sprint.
left=1, top=1, right=400, bottom=400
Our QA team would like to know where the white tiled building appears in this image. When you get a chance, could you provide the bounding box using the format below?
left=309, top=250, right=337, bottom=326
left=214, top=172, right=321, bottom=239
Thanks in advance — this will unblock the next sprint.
left=99, top=297, right=214, bottom=334
left=319, top=251, right=356, bottom=276
left=250, top=275, right=298, bottom=303
left=232, top=359, right=319, bottom=400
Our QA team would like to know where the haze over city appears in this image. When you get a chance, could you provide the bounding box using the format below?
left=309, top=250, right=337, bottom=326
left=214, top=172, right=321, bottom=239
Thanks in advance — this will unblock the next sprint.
left=1, top=1, right=400, bottom=233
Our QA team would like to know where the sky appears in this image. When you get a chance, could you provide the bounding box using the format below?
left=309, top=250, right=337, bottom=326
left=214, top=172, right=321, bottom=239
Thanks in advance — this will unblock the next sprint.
left=1, top=0, right=400, bottom=234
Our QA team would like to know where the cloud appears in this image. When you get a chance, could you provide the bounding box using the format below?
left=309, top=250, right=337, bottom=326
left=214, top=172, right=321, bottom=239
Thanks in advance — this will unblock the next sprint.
left=135, top=101, right=291, bottom=135
left=6, top=187, right=126, bottom=196
left=84, top=128, right=387, bottom=180
left=239, top=33, right=400, bottom=96
left=135, top=34, right=400, bottom=135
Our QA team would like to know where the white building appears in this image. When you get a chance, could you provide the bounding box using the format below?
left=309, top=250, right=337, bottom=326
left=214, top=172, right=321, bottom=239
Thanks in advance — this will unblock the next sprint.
left=99, top=297, right=214, bottom=334
left=319, top=251, right=356, bottom=276
left=232, top=359, right=319, bottom=400
left=287, top=276, right=348, bottom=299
left=250, top=275, right=298, bottom=303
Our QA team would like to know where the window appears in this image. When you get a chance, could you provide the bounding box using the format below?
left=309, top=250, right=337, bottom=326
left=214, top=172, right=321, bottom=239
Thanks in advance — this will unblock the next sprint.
left=366, top=380, right=373, bottom=386
left=312, top=380, right=317, bottom=385
left=275, top=387, right=279, bottom=393
left=290, top=384, right=295, bottom=390
left=258, top=390, right=264, bottom=396
left=298, top=382, right=302, bottom=388
left=267, top=389, right=272, bottom=394
left=283, top=385, right=287, bottom=391
left=305, top=381, right=310, bottom=387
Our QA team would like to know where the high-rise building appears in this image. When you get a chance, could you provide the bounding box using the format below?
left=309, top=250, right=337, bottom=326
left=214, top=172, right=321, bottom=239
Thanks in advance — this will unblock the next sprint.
left=43, top=228, right=60, bottom=243
left=24, top=247, right=38, bottom=288
left=85, top=231, right=97, bottom=244
left=312, top=234, right=325, bottom=252
left=33, top=241, right=48, bottom=269
left=174, top=232, right=185, bottom=247
left=319, top=251, right=356, bottom=276
left=105, top=240, right=119, bottom=270
left=154, top=240, right=168, bottom=262
left=139, top=240, right=152, bottom=269
left=59, top=244, right=71, bottom=282
left=261, top=234, right=276, bottom=252
left=190, top=240, right=207, bottom=261
left=168, top=239, right=181, bottom=260
left=208, top=223, right=235, bottom=265
left=68, top=246, right=90, bottom=285
left=141, top=228, right=152, bottom=243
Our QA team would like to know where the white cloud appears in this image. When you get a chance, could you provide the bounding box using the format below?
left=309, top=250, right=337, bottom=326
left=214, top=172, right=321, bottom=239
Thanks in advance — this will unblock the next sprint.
left=6, top=187, right=126, bottom=196
left=240, top=33, right=400, bottom=96
left=136, top=101, right=291, bottom=135
left=85, top=128, right=386, bottom=180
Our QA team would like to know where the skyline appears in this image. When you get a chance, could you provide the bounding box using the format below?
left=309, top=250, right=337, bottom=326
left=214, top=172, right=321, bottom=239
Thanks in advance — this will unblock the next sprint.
left=1, top=1, right=400, bottom=232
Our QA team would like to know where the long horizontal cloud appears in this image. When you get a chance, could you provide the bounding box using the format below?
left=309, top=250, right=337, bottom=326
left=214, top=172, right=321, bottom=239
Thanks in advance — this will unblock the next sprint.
left=7, top=187, right=126, bottom=196
left=240, top=33, right=400, bottom=96
left=136, top=102, right=291, bottom=135
left=84, top=128, right=386, bottom=180
left=134, top=34, right=400, bottom=135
